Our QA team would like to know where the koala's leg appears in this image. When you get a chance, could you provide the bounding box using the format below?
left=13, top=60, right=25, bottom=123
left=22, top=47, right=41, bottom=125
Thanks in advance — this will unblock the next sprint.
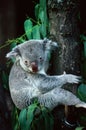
left=38, top=88, right=86, bottom=110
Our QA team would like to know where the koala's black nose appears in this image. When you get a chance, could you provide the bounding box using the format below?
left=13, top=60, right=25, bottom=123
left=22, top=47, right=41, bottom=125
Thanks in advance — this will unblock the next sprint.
left=31, top=62, right=38, bottom=72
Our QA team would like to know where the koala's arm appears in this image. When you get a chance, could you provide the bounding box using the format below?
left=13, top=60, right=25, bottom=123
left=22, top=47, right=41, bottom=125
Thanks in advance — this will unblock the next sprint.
left=32, top=73, right=81, bottom=93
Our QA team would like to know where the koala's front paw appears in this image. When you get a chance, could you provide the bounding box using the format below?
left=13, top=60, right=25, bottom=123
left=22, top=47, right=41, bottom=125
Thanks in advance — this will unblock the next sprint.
left=67, top=74, right=82, bottom=84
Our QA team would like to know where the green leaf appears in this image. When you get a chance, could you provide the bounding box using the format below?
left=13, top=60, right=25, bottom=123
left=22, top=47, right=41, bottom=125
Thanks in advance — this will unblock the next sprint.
left=19, top=102, right=54, bottom=130
left=32, top=25, right=41, bottom=39
left=26, top=103, right=38, bottom=130
left=75, top=127, right=84, bottom=130
left=19, top=109, right=28, bottom=130
left=38, top=7, right=48, bottom=38
left=35, top=4, right=40, bottom=20
left=40, top=23, right=47, bottom=38
left=38, top=7, right=44, bottom=22
left=77, top=83, right=86, bottom=102
left=80, top=34, right=86, bottom=41
left=10, top=42, right=17, bottom=50
left=40, top=0, right=46, bottom=9
left=11, top=106, right=20, bottom=130
left=24, top=19, right=33, bottom=39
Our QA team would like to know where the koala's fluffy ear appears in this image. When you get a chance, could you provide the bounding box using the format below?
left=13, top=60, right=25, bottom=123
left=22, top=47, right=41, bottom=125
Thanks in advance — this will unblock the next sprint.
left=43, top=38, right=58, bottom=50
left=6, top=46, right=21, bottom=59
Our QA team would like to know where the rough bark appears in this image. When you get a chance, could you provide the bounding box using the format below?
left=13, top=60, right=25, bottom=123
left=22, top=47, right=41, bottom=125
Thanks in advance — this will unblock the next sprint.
left=48, top=0, right=81, bottom=76
left=48, top=0, right=81, bottom=128
left=47, top=0, right=82, bottom=97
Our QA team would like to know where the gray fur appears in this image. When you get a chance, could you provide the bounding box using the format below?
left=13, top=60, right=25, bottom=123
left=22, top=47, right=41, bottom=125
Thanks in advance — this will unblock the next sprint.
left=6, top=39, right=86, bottom=110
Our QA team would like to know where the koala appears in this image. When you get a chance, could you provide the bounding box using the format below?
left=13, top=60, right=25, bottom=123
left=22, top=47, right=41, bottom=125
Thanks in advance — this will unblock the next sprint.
left=6, top=38, right=86, bottom=110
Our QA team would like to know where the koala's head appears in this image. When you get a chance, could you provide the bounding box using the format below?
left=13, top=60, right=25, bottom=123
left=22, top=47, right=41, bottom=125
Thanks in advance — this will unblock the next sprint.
left=6, top=38, right=57, bottom=73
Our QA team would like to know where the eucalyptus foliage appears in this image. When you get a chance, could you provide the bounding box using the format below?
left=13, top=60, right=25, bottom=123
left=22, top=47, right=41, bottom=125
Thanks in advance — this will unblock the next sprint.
left=19, top=102, right=54, bottom=130
left=24, top=0, right=48, bottom=40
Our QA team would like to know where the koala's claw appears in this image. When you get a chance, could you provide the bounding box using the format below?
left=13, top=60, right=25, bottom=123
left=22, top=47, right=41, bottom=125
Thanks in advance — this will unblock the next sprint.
left=73, top=75, right=82, bottom=84
left=67, top=75, right=82, bottom=84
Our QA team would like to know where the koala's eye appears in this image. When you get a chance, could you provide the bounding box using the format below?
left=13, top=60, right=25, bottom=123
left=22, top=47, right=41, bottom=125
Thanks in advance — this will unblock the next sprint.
left=25, top=60, right=28, bottom=64
left=39, top=57, right=43, bottom=62
left=39, top=57, right=42, bottom=60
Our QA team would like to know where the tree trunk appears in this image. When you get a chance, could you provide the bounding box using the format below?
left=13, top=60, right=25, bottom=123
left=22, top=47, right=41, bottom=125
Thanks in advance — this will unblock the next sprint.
left=48, top=0, right=81, bottom=76
left=47, top=0, right=81, bottom=129
left=48, top=0, right=82, bottom=94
